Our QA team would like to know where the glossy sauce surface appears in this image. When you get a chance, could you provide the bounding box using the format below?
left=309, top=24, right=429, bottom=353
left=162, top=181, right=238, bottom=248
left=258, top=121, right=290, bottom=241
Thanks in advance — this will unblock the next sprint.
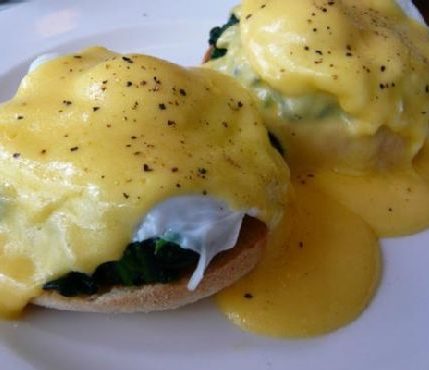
left=217, top=180, right=380, bottom=337
left=0, top=1, right=427, bottom=341
left=209, top=0, right=429, bottom=337
left=241, top=0, right=429, bottom=155
left=0, top=47, right=290, bottom=317
left=207, top=0, right=429, bottom=236
left=308, top=169, right=429, bottom=237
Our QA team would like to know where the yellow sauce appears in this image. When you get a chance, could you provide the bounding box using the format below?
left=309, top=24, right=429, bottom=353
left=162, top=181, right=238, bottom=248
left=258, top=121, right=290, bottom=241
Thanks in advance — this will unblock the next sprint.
left=217, top=180, right=380, bottom=337
left=1, top=0, right=427, bottom=341
left=207, top=0, right=429, bottom=337
left=241, top=0, right=429, bottom=148
left=0, top=47, right=289, bottom=317
left=208, top=0, right=429, bottom=172
left=206, top=0, right=429, bottom=235
left=308, top=169, right=429, bottom=237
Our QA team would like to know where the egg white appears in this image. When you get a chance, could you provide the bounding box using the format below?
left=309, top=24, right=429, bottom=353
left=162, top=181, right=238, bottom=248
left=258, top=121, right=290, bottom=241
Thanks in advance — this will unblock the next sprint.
left=25, top=55, right=252, bottom=290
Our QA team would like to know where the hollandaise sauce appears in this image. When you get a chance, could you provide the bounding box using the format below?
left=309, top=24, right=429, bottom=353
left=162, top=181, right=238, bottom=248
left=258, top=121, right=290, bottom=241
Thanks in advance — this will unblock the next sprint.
left=307, top=169, right=429, bottom=237
left=206, top=0, right=429, bottom=237
left=209, top=0, right=428, bottom=338
left=0, top=47, right=289, bottom=318
left=217, top=180, right=380, bottom=337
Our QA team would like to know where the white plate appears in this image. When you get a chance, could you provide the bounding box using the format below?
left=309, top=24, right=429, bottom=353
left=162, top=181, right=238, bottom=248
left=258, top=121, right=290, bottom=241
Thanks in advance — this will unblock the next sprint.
left=0, top=1, right=429, bottom=369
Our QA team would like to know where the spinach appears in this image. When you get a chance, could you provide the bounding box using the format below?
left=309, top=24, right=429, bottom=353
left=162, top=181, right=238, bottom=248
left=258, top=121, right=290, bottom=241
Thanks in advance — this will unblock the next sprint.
left=208, top=14, right=239, bottom=60
left=43, top=272, right=98, bottom=297
left=43, top=238, right=199, bottom=297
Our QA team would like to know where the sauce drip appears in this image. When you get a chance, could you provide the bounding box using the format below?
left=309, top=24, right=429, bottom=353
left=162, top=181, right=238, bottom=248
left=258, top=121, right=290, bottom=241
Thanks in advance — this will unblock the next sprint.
left=217, top=180, right=380, bottom=337
left=307, top=169, right=429, bottom=237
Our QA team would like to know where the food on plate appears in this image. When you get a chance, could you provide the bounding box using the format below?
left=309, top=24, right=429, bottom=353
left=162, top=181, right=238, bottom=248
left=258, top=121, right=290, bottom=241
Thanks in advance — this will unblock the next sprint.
left=2, top=0, right=424, bottom=338
left=204, top=0, right=429, bottom=236
left=0, top=47, right=290, bottom=317
left=0, top=45, right=380, bottom=339
left=217, top=181, right=380, bottom=337
left=202, top=0, right=429, bottom=337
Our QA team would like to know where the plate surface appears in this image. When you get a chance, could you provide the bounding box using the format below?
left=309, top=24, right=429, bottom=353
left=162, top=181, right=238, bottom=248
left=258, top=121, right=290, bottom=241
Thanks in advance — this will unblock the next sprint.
left=0, top=1, right=428, bottom=369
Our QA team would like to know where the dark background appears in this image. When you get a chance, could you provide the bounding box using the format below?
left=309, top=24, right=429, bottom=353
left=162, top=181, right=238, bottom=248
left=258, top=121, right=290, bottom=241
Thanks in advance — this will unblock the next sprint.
left=413, top=0, right=429, bottom=22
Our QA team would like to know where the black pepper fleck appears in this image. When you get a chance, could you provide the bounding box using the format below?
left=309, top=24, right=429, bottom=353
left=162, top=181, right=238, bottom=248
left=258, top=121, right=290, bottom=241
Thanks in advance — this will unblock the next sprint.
left=143, top=164, right=153, bottom=172
left=122, top=56, right=133, bottom=63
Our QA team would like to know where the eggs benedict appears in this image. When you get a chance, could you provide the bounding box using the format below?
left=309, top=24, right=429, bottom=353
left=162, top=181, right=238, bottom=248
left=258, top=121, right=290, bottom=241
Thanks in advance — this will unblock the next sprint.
left=204, top=0, right=429, bottom=236
left=0, top=47, right=290, bottom=317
